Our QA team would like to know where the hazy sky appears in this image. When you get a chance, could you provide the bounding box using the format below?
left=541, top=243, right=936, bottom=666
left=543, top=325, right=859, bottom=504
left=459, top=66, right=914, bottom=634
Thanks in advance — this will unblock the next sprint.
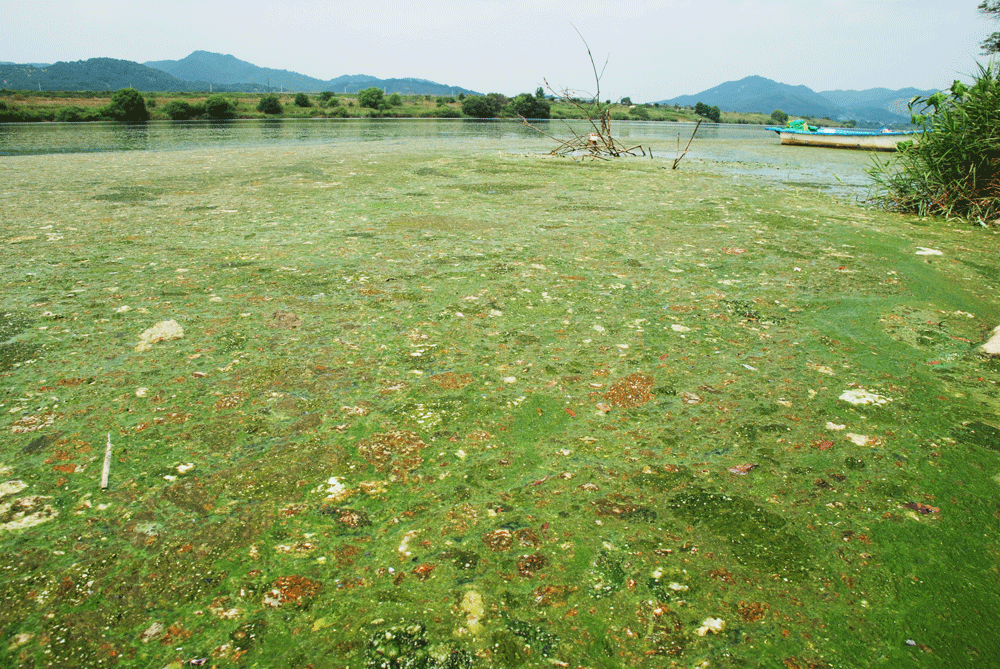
left=2, top=0, right=993, bottom=101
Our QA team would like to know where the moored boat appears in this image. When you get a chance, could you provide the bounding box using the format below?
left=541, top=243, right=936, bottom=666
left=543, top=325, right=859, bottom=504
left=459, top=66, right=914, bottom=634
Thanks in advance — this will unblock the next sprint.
left=764, top=123, right=917, bottom=151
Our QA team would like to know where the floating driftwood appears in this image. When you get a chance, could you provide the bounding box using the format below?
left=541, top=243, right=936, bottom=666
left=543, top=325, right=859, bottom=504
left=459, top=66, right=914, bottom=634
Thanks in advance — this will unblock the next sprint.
left=523, top=26, right=700, bottom=168
left=101, top=432, right=112, bottom=490
left=521, top=27, right=650, bottom=161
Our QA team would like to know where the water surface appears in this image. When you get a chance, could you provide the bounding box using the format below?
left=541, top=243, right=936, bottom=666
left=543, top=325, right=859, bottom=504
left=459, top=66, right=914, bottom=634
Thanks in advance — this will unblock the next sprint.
left=0, top=118, right=878, bottom=199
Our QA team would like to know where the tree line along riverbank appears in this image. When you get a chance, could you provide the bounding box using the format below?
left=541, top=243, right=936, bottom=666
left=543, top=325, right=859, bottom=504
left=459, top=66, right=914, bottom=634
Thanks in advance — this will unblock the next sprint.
left=0, top=87, right=844, bottom=126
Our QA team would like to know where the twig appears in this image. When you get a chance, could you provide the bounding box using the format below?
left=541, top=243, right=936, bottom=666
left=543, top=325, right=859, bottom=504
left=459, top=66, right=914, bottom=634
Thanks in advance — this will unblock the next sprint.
left=673, top=120, right=702, bottom=170
left=101, top=432, right=112, bottom=490
left=522, top=27, right=652, bottom=160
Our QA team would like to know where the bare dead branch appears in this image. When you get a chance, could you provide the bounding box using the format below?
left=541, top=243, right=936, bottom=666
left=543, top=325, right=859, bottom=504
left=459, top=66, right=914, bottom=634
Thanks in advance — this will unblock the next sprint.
left=521, top=27, right=692, bottom=162
left=673, top=120, right=702, bottom=169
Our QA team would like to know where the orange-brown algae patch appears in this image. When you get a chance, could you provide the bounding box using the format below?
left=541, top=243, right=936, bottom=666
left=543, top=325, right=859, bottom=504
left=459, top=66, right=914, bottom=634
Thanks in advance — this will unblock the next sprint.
left=533, top=585, right=578, bottom=607
left=215, top=392, right=249, bottom=410
left=517, top=553, right=548, bottom=577
left=10, top=412, right=59, bottom=433
left=513, top=528, right=542, bottom=547
left=739, top=601, right=769, bottom=622
left=482, top=529, right=513, bottom=551
left=358, top=430, right=428, bottom=478
left=431, top=372, right=474, bottom=390
left=322, top=506, right=372, bottom=528
left=262, top=575, right=322, bottom=608
left=605, top=373, right=654, bottom=408
left=412, top=563, right=435, bottom=581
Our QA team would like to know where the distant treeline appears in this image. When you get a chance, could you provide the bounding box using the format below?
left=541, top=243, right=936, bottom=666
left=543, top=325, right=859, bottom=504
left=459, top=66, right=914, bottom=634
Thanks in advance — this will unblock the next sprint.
left=0, top=87, right=848, bottom=127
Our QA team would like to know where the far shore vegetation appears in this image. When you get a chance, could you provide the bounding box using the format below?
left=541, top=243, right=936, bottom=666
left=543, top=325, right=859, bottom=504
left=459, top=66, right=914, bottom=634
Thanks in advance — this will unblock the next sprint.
left=0, top=86, right=851, bottom=127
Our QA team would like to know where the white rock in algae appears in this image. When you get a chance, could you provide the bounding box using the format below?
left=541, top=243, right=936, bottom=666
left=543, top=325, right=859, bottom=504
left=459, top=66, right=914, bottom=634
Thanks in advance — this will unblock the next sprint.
left=696, top=617, right=726, bottom=636
left=839, top=388, right=891, bottom=406
left=981, top=326, right=1000, bottom=357
left=135, top=320, right=183, bottom=352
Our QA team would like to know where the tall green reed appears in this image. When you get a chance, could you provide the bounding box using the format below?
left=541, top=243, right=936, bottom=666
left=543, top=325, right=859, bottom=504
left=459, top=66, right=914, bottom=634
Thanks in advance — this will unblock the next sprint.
left=867, top=63, right=1000, bottom=225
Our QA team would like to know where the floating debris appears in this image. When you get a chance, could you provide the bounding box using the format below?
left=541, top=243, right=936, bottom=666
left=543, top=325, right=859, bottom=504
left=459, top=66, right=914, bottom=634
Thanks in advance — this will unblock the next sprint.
left=459, top=590, right=486, bottom=635
left=0, top=480, right=28, bottom=498
left=680, top=391, right=703, bottom=405
left=982, top=326, right=1000, bottom=357
left=695, top=617, right=726, bottom=636
left=902, top=502, right=940, bottom=515
left=268, top=310, right=302, bottom=329
left=10, top=412, right=57, bottom=434
left=0, top=495, right=58, bottom=531
left=135, top=319, right=183, bottom=352
left=319, top=476, right=352, bottom=502
left=839, top=388, right=892, bottom=406
left=846, top=433, right=881, bottom=447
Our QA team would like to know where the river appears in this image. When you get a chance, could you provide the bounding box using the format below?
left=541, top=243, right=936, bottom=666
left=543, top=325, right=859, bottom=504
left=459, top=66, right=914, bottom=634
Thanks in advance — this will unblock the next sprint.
left=0, top=118, right=881, bottom=200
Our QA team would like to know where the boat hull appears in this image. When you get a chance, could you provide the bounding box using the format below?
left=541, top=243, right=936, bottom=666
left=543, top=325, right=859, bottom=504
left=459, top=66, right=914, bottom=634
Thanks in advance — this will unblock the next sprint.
left=765, top=126, right=916, bottom=152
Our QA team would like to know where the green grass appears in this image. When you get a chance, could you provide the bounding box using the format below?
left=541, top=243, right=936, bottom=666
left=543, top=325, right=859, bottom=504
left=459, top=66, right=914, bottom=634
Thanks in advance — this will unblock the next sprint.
left=1, top=90, right=851, bottom=125
left=1, top=143, right=999, bottom=668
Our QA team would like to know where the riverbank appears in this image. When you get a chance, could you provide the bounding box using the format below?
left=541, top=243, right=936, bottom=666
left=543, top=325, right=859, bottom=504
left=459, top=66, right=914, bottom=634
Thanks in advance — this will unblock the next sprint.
left=0, top=89, right=850, bottom=126
left=1, top=144, right=999, bottom=667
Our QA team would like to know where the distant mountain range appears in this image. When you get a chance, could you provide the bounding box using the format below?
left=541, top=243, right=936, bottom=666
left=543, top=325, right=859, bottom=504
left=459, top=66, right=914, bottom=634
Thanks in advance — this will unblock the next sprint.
left=0, top=51, right=478, bottom=96
left=144, top=51, right=477, bottom=96
left=661, top=75, right=938, bottom=126
left=0, top=57, right=266, bottom=93
left=2, top=52, right=934, bottom=124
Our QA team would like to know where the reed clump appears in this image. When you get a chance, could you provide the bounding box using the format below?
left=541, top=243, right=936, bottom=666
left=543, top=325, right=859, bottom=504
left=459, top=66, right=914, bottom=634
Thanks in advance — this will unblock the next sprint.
left=867, top=63, right=1000, bottom=225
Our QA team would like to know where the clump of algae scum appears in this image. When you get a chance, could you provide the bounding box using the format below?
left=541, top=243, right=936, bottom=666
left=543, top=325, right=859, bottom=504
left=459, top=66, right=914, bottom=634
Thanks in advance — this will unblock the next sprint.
left=2, top=142, right=1000, bottom=668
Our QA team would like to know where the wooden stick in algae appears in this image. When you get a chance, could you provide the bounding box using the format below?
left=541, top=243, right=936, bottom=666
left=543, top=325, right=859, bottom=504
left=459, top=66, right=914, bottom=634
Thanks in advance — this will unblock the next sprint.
left=101, top=432, right=112, bottom=490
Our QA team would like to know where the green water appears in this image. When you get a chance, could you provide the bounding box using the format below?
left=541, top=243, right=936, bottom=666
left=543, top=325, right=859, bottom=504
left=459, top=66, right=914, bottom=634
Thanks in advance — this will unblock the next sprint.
left=0, top=136, right=998, bottom=668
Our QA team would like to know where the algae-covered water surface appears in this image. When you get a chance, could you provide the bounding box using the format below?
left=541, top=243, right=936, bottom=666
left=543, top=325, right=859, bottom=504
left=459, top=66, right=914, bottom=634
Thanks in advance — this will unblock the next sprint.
left=1, top=134, right=1000, bottom=668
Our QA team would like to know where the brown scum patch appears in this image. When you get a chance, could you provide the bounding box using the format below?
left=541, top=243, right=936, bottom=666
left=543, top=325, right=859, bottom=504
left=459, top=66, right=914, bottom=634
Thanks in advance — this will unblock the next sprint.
left=517, top=553, right=549, bottom=577
left=358, top=430, right=428, bottom=478
left=482, top=529, right=513, bottom=552
left=430, top=372, right=474, bottom=390
left=263, top=575, right=322, bottom=608
left=268, top=310, right=303, bottom=329
left=605, top=373, right=654, bottom=408
left=739, top=601, right=769, bottom=622
left=215, top=392, right=249, bottom=410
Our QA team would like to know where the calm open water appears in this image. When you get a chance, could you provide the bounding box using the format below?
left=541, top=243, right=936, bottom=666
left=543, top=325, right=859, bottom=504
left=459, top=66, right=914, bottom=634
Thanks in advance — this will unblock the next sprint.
left=0, top=118, right=879, bottom=199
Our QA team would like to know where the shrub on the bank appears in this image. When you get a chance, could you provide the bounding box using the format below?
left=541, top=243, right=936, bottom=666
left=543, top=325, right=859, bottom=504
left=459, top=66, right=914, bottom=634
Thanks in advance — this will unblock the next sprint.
left=461, top=95, right=494, bottom=118
left=868, top=63, right=1000, bottom=225
left=505, top=92, right=550, bottom=119
left=358, top=88, right=385, bottom=109
left=54, top=106, right=98, bottom=122
left=103, top=88, right=149, bottom=122
left=163, top=100, right=197, bottom=120
left=257, top=94, right=283, bottom=115
left=205, top=94, right=237, bottom=119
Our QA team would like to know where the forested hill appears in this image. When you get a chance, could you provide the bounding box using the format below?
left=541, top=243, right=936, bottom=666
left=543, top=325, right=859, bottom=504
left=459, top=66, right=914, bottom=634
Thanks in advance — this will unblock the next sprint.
left=0, top=52, right=476, bottom=96
left=145, top=51, right=477, bottom=95
left=0, top=58, right=267, bottom=93
left=661, top=75, right=938, bottom=125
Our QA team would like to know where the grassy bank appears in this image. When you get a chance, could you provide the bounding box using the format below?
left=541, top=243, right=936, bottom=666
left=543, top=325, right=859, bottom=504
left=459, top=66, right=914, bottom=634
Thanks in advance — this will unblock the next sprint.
left=0, top=89, right=845, bottom=125
left=1, top=143, right=999, bottom=668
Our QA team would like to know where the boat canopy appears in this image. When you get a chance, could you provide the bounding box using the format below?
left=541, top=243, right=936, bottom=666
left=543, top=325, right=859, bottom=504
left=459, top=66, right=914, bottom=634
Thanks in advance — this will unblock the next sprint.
left=786, top=119, right=819, bottom=133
